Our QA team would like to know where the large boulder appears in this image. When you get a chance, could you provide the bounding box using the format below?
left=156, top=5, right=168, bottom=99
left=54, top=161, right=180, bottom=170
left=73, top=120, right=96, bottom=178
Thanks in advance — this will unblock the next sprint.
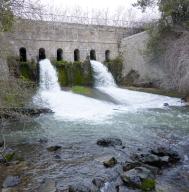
left=150, top=147, right=181, bottom=163
left=134, top=154, right=170, bottom=168
left=121, top=167, right=155, bottom=191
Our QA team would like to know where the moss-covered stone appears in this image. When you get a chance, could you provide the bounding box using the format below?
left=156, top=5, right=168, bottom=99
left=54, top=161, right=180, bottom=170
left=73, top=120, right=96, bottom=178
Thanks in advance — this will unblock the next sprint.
left=7, top=57, right=37, bottom=82
left=52, top=59, right=94, bottom=87
left=104, top=56, right=123, bottom=85
left=140, top=179, right=156, bottom=192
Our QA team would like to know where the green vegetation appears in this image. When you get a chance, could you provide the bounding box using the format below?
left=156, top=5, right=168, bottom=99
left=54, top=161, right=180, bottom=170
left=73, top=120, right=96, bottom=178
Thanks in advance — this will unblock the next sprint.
left=1, top=57, right=37, bottom=108
left=133, top=0, right=189, bottom=24
left=140, top=179, right=156, bottom=192
left=52, top=60, right=93, bottom=87
left=7, top=57, right=37, bottom=82
left=4, top=152, right=15, bottom=162
left=104, top=56, right=123, bottom=84
left=0, top=0, right=14, bottom=32
left=134, top=0, right=189, bottom=57
left=71, top=86, right=92, bottom=96
left=145, top=21, right=172, bottom=56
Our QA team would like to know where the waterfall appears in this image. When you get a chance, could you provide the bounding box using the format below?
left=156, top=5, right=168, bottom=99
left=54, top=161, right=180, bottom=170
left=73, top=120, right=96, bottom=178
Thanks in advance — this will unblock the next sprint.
left=90, top=60, right=182, bottom=108
left=33, top=59, right=115, bottom=122
left=39, top=59, right=61, bottom=92
left=90, top=60, right=116, bottom=88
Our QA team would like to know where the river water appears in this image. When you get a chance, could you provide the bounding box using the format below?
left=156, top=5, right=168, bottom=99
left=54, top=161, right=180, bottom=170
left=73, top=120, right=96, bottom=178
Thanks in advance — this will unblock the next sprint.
left=1, top=59, right=189, bottom=191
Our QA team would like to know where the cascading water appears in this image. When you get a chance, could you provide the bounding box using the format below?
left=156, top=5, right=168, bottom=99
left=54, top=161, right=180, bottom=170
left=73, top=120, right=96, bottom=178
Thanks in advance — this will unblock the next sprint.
left=38, top=59, right=61, bottom=92
left=90, top=60, right=182, bottom=108
left=33, top=59, right=116, bottom=122
left=91, top=60, right=116, bottom=87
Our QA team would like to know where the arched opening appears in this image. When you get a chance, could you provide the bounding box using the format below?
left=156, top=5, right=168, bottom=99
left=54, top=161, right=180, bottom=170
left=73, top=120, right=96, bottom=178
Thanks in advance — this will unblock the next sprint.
left=90, top=49, right=96, bottom=60
left=74, top=49, right=80, bottom=61
left=57, top=48, right=63, bottom=61
left=105, top=50, right=110, bottom=61
left=39, top=48, right=46, bottom=60
left=19, top=47, right=27, bottom=62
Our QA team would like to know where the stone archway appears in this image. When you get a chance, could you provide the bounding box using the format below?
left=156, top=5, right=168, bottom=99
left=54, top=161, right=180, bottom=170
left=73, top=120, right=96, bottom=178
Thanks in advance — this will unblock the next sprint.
left=19, top=47, right=27, bottom=62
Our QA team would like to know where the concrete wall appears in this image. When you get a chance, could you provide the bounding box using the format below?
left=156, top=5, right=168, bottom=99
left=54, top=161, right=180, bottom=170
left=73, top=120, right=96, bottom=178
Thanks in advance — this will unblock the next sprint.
left=4, top=20, right=130, bottom=62
left=120, top=32, right=165, bottom=83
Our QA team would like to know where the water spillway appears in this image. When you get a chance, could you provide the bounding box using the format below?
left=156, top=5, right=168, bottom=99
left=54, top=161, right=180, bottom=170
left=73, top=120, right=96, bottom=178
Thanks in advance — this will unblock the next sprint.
left=34, top=59, right=182, bottom=122
left=33, top=59, right=116, bottom=122
left=5, top=60, right=189, bottom=192
left=90, top=60, right=182, bottom=109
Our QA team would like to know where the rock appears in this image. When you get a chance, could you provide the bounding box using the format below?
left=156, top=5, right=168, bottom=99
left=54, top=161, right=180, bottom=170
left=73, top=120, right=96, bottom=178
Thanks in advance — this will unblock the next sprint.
left=92, top=177, right=105, bottom=188
left=151, top=147, right=181, bottom=163
left=54, top=155, right=61, bottom=160
left=121, top=167, right=155, bottom=191
left=47, top=145, right=61, bottom=152
left=103, top=157, right=117, bottom=168
left=97, top=137, right=122, bottom=147
left=0, top=141, right=4, bottom=147
left=68, top=184, right=91, bottom=192
left=163, top=103, right=169, bottom=107
left=39, top=179, right=56, bottom=192
left=3, top=176, right=20, bottom=188
left=0, top=108, right=53, bottom=120
left=123, top=161, right=142, bottom=172
left=39, top=138, right=48, bottom=143
left=0, top=156, right=6, bottom=164
left=138, top=154, right=170, bottom=168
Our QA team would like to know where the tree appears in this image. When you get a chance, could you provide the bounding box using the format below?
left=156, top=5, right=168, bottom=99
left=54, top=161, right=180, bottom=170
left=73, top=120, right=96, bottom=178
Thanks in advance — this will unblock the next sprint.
left=133, top=0, right=189, bottom=23
left=0, top=0, right=43, bottom=32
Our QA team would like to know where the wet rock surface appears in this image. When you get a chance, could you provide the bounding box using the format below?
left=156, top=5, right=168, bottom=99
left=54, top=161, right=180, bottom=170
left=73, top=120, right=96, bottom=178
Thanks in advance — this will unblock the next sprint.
left=121, top=167, right=155, bottom=190
left=0, top=107, right=53, bottom=120
left=0, top=139, right=184, bottom=192
left=47, top=145, right=62, bottom=152
left=97, top=137, right=122, bottom=147
left=2, top=176, right=20, bottom=188
left=103, top=157, right=117, bottom=168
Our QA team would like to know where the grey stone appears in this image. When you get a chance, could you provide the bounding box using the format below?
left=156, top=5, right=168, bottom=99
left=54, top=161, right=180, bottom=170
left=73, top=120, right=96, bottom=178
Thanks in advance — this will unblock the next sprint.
left=47, top=145, right=61, bottom=152
left=3, top=176, right=20, bottom=188
left=121, top=167, right=155, bottom=189
left=97, top=137, right=122, bottom=147
left=103, top=157, right=118, bottom=168
left=151, top=147, right=181, bottom=163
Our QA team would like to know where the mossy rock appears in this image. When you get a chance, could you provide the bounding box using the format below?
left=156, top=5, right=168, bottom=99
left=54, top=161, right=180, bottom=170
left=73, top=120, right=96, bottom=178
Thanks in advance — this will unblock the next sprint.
left=104, top=56, right=123, bottom=84
left=140, top=179, right=156, bottom=192
left=5, top=152, right=15, bottom=162
left=53, top=60, right=94, bottom=87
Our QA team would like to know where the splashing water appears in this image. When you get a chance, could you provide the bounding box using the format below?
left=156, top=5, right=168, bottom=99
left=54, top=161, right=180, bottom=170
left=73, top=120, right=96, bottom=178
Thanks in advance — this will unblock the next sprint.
left=90, top=60, right=183, bottom=109
left=91, top=60, right=116, bottom=87
left=33, top=59, right=116, bottom=122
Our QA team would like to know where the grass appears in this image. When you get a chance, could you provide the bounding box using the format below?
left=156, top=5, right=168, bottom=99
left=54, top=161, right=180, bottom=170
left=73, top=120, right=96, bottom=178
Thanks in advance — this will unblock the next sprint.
left=71, top=86, right=92, bottom=96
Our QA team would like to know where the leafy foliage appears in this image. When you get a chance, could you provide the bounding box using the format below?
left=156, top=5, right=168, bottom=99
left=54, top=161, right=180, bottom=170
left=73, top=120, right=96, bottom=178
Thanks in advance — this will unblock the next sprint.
left=133, top=0, right=189, bottom=23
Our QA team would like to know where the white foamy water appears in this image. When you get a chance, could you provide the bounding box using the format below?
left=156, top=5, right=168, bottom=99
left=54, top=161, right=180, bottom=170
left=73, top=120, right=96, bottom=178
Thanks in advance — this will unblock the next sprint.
left=33, top=59, right=116, bottom=122
left=90, top=60, right=182, bottom=109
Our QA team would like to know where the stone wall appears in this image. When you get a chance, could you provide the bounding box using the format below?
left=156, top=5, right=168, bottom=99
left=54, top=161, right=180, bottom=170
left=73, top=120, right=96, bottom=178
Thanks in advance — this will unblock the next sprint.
left=120, top=30, right=189, bottom=94
left=120, top=32, right=166, bottom=86
left=4, top=20, right=130, bottom=63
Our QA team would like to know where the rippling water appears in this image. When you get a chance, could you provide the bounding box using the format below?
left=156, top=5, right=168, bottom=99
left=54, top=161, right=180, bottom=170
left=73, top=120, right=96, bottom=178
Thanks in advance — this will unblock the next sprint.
left=1, top=59, right=189, bottom=191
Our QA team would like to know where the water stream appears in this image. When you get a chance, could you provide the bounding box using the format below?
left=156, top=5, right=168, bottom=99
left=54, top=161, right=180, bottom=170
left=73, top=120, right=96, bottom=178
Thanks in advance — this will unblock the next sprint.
left=1, top=59, right=189, bottom=191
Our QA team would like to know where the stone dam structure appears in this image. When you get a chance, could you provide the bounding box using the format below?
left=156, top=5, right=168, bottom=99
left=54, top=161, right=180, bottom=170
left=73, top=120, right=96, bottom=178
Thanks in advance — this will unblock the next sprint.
left=4, top=19, right=135, bottom=62
left=3, top=18, right=185, bottom=93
